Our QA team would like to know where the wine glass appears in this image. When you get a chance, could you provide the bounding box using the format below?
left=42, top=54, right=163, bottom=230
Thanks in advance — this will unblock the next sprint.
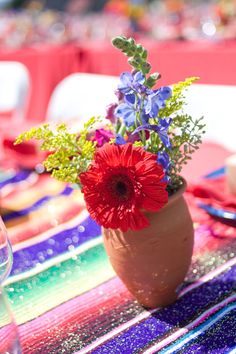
left=0, top=216, right=21, bottom=354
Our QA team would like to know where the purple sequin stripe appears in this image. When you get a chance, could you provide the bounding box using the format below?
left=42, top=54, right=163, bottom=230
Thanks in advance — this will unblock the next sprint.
left=0, top=170, right=32, bottom=188
left=2, top=186, right=73, bottom=222
left=91, top=265, right=236, bottom=354
left=11, top=216, right=101, bottom=276
left=164, top=306, right=236, bottom=354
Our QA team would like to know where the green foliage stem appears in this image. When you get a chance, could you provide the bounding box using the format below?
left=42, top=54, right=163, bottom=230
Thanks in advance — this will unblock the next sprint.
left=112, top=35, right=160, bottom=88
left=15, top=118, right=98, bottom=186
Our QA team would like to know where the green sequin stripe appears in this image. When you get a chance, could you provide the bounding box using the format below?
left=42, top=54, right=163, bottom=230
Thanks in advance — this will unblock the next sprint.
left=5, top=244, right=114, bottom=325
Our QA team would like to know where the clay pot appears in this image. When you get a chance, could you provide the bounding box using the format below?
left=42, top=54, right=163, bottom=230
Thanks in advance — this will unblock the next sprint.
left=103, top=179, right=194, bottom=308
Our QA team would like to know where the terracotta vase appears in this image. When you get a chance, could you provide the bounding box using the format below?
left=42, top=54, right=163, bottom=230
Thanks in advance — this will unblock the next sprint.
left=103, top=179, right=194, bottom=308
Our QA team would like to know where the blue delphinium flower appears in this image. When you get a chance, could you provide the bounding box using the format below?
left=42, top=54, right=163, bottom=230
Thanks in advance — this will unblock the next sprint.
left=145, top=87, right=172, bottom=118
left=157, top=151, right=172, bottom=182
left=117, top=71, right=146, bottom=104
left=116, top=134, right=126, bottom=145
left=131, top=117, right=172, bottom=149
left=118, top=71, right=145, bottom=94
left=124, top=93, right=136, bottom=105
left=115, top=94, right=147, bottom=128
left=118, top=72, right=133, bottom=94
left=158, top=86, right=172, bottom=100
left=157, top=117, right=172, bottom=149
left=115, top=102, right=137, bottom=127
left=140, top=112, right=150, bottom=124
left=157, top=151, right=171, bottom=172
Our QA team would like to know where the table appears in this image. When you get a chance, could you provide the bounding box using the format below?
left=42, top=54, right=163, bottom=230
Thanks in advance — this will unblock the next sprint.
left=1, top=142, right=236, bottom=353
left=1, top=39, right=236, bottom=122
left=78, top=39, right=236, bottom=86
left=0, top=44, right=81, bottom=123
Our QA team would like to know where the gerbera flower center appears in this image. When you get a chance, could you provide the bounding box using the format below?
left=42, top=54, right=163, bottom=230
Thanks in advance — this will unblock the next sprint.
left=109, top=174, right=134, bottom=201
left=116, top=181, right=128, bottom=196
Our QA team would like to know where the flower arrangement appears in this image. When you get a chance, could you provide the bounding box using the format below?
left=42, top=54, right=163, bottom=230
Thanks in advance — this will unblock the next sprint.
left=15, top=35, right=205, bottom=232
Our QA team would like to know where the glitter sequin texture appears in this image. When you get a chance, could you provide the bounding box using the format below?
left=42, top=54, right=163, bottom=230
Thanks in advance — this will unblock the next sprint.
left=1, top=169, right=236, bottom=353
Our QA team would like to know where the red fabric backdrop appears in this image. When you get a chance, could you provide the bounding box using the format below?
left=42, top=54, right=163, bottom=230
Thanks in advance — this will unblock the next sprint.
left=78, top=40, right=236, bottom=87
left=0, top=44, right=81, bottom=123
left=1, top=40, right=236, bottom=122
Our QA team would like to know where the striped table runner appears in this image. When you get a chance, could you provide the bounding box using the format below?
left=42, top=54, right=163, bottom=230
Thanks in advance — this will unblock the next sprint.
left=0, top=168, right=236, bottom=354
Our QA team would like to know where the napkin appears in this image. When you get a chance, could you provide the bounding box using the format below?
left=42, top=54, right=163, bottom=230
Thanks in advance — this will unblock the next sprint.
left=0, top=119, right=48, bottom=169
left=186, top=175, right=236, bottom=239
left=2, top=137, right=47, bottom=169
left=187, top=176, right=236, bottom=212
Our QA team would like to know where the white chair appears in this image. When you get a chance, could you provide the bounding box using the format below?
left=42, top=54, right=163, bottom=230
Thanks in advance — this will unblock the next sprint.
left=47, top=76, right=236, bottom=151
left=46, top=73, right=119, bottom=130
left=0, top=61, right=30, bottom=123
left=184, top=84, right=236, bottom=152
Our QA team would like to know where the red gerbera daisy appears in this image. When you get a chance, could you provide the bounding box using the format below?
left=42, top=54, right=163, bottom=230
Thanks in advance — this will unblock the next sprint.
left=79, top=143, right=168, bottom=231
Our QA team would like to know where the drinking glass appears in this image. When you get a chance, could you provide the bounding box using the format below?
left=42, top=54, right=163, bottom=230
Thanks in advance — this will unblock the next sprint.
left=0, top=216, right=21, bottom=353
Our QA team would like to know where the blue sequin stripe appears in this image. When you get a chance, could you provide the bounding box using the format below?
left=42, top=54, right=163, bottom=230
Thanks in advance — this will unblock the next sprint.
left=0, top=169, right=32, bottom=188
left=11, top=216, right=101, bottom=276
left=2, top=185, right=73, bottom=222
left=159, top=301, right=236, bottom=354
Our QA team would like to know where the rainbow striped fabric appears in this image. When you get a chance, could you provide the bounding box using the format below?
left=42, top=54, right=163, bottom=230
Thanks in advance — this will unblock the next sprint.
left=1, top=168, right=236, bottom=354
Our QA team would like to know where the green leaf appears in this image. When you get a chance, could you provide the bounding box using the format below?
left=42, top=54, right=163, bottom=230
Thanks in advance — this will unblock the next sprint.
left=14, top=118, right=105, bottom=186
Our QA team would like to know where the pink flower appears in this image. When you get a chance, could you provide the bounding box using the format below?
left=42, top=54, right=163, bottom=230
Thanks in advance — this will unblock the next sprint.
left=115, top=90, right=124, bottom=101
left=105, top=103, right=118, bottom=123
left=91, top=129, right=114, bottom=147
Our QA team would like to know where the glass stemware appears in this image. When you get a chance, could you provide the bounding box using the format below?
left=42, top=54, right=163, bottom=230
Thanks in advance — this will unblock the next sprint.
left=0, top=216, right=21, bottom=354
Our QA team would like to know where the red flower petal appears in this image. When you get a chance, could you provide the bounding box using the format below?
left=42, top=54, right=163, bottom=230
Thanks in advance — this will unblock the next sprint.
left=80, top=143, right=168, bottom=231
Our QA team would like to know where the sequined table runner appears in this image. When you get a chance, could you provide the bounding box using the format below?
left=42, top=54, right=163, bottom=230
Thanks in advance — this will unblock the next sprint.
left=0, top=168, right=236, bottom=354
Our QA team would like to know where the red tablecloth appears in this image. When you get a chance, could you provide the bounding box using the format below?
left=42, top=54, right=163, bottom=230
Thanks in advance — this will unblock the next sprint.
left=1, top=39, right=236, bottom=122
left=79, top=39, right=236, bottom=87
left=0, top=44, right=81, bottom=123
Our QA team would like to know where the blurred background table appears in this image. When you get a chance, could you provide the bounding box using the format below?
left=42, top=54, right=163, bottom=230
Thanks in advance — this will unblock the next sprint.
left=1, top=39, right=236, bottom=122
left=0, top=44, right=81, bottom=122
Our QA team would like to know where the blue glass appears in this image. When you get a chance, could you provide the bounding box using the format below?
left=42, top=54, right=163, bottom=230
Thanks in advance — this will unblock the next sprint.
left=0, top=216, right=21, bottom=354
